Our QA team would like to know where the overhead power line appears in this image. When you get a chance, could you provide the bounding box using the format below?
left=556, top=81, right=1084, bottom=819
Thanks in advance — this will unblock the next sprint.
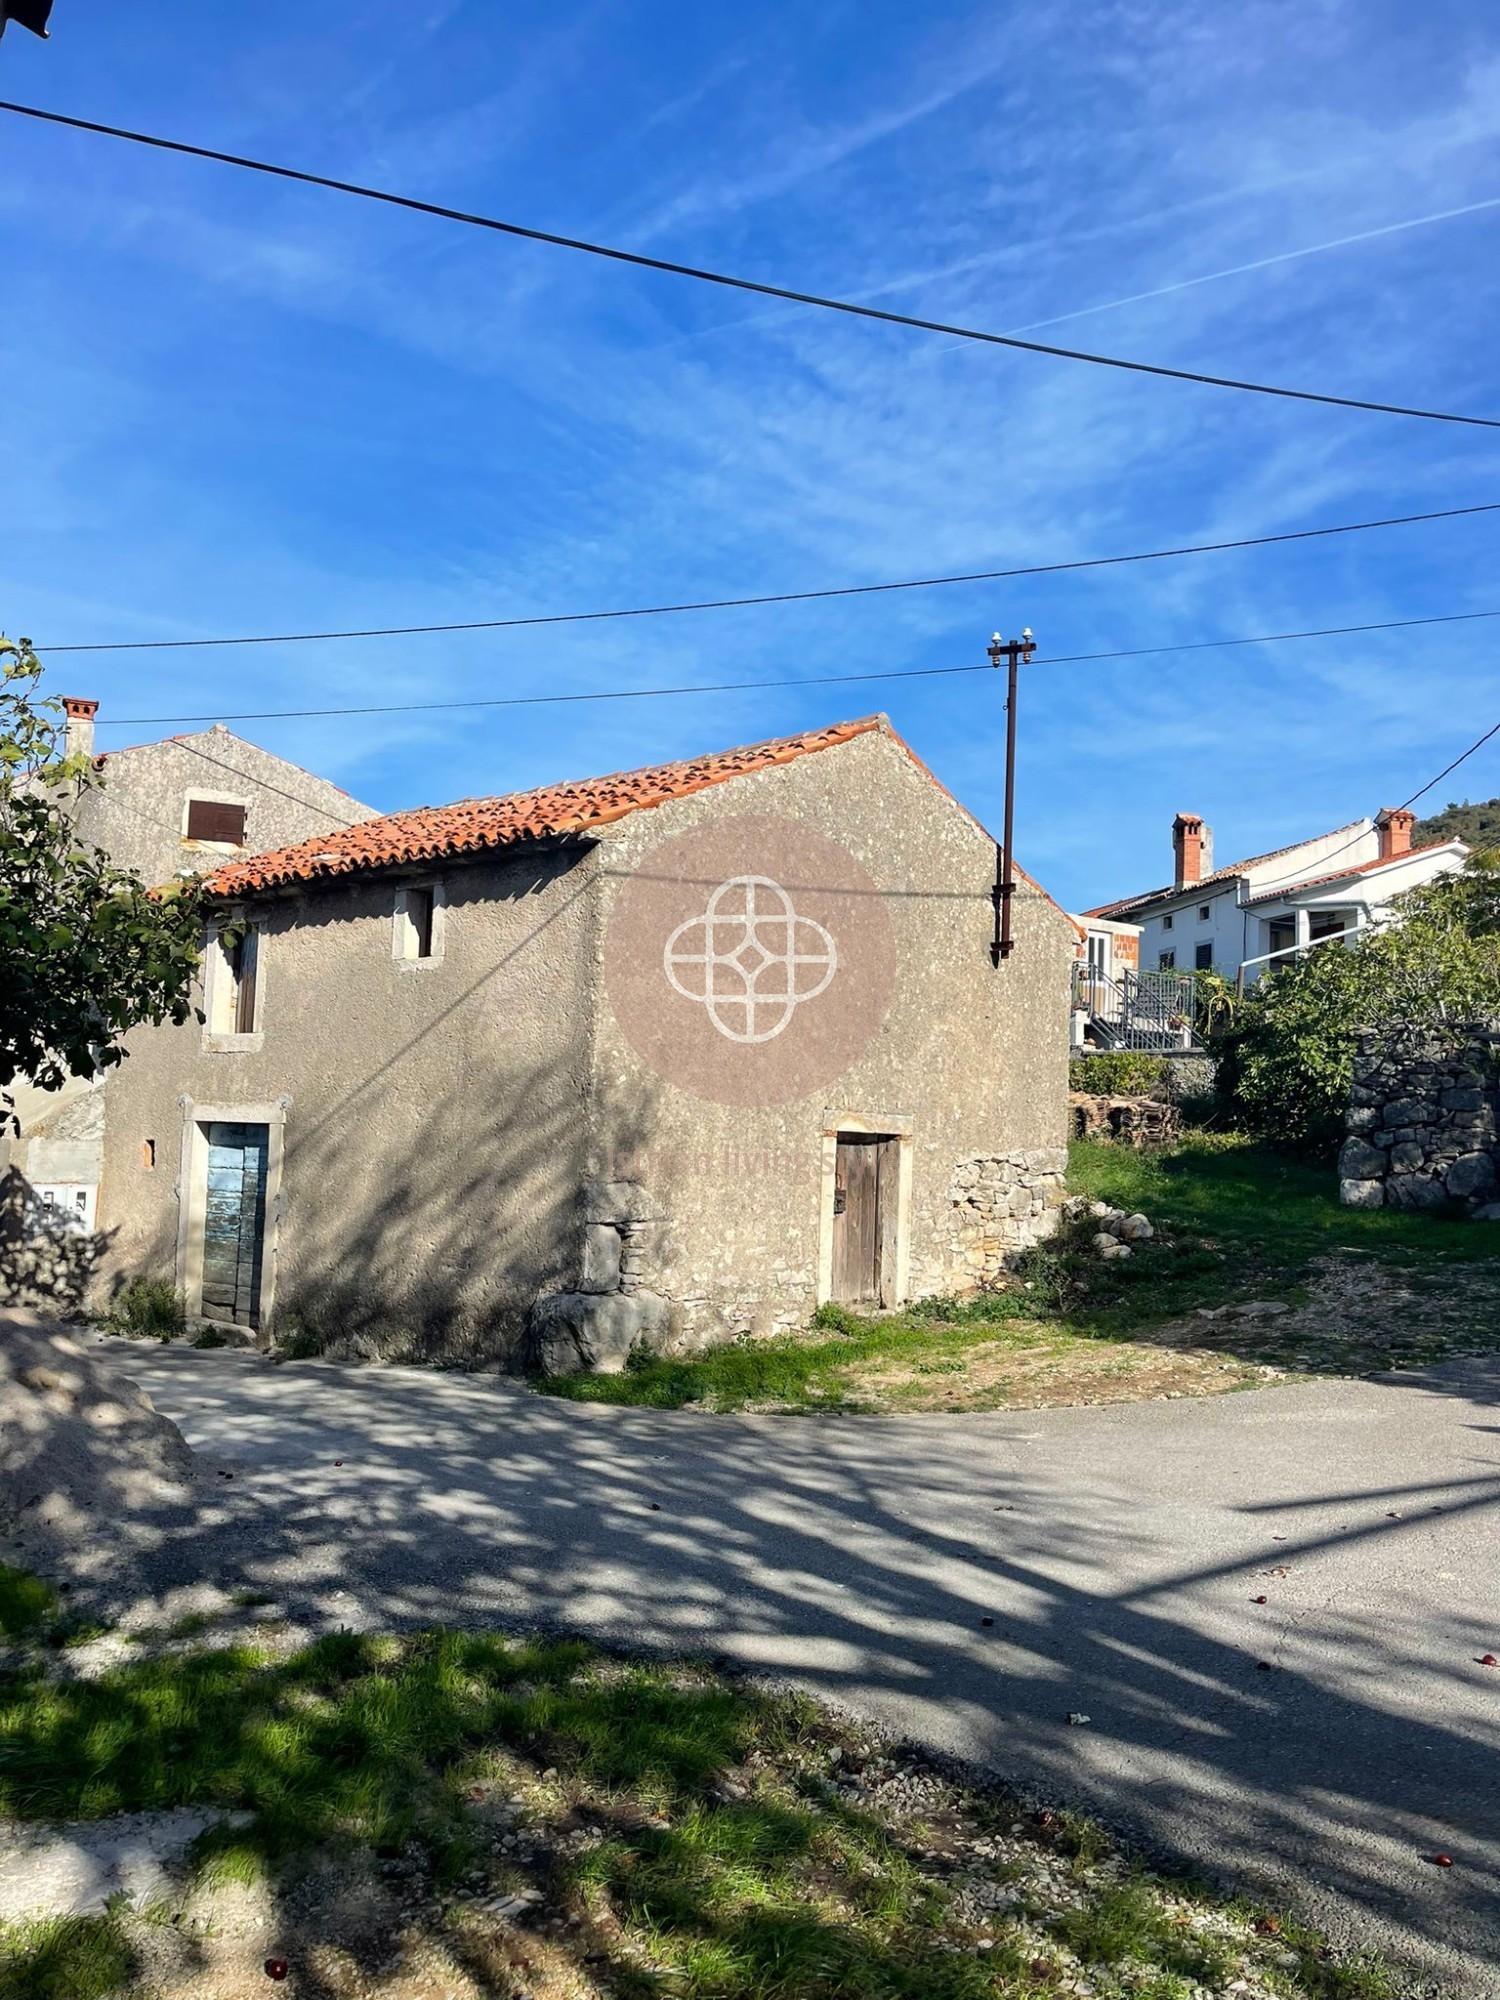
left=41, top=500, right=1500, bottom=655
left=3, top=98, right=1497, bottom=431
left=92, top=604, right=1500, bottom=729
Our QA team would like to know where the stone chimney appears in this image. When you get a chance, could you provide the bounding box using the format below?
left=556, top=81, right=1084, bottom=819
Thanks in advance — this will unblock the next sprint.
left=1172, top=812, right=1210, bottom=888
left=62, top=696, right=98, bottom=762
left=1376, top=806, right=1414, bottom=861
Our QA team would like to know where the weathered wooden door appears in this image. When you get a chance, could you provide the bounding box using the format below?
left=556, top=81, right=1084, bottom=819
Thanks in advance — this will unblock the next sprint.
left=832, top=1135, right=894, bottom=1304
left=201, top=1122, right=268, bottom=1329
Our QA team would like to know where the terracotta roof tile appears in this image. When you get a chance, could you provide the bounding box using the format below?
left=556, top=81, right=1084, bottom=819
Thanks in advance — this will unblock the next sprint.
left=204, top=718, right=885, bottom=896
left=1240, top=840, right=1461, bottom=904
left=1083, top=819, right=1371, bottom=919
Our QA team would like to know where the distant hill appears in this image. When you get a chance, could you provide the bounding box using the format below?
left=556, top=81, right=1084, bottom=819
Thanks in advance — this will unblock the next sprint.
left=1414, top=796, right=1500, bottom=848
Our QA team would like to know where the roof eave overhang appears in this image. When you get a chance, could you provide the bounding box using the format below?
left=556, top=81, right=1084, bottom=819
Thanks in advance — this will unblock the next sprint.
left=203, top=829, right=600, bottom=904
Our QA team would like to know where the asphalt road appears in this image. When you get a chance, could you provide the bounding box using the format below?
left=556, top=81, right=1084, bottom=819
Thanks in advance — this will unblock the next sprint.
left=86, top=1339, right=1500, bottom=1995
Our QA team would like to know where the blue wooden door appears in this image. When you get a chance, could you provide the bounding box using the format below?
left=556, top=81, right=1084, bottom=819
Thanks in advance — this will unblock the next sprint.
left=202, top=1122, right=268, bottom=1329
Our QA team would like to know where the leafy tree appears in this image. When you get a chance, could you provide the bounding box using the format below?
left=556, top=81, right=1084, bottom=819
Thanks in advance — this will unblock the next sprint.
left=1210, top=854, right=1500, bottom=1156
left=1, top=634, right=202, bottom=1127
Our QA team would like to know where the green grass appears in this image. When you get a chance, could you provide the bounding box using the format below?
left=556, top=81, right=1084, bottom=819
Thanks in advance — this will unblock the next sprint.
left=0, top=1915, right=136, bottom=2000
left=1067, top=1134, right=1500, bottom=1286
left=0, top=1563, right=58, bottom=1642
left=0, top=1631, right=1407, bottom=2000
left=541, top=1137, right=1500, bottom=1413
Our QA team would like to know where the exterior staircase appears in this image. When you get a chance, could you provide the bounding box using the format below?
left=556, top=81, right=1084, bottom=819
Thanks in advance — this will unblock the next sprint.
left=1071, top=964, right=1201, bottom=1052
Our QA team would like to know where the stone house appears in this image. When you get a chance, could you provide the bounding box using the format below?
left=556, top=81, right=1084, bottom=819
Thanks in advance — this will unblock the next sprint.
left=1, top=698, right=376, bottom=1303
left=91, top=715, right=1076, bottom=1367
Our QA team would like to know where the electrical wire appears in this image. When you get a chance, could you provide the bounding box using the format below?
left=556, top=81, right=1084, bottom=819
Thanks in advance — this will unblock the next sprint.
left=41, top=500, right=1500, bottom=655
left=91, top=604, right=1500, bottom=729
left=3, top=97, right=1497, bottom=430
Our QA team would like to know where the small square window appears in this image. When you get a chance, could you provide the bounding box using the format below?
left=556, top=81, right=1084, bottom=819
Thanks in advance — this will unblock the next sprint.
left=1162, top=912, right=1174, bottom=931
left=1198, top=904, right=1211, bottom=922
left=186, top=799, right=247, bottom=845
left=1194, top=942, right=1213, bottom=971
left=1158, top=948, right=1177, bottom=970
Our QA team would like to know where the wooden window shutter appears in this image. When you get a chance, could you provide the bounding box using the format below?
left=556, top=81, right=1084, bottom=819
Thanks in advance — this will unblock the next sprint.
left=187, top=799, right=247, bottom=845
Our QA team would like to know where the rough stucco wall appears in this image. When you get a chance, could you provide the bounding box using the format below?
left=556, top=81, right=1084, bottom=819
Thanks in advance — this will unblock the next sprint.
left=93, top=725, right=1073, bottom=1362
left=0, top=729, right=381, bottom=1305
left=75, top=726, right=377, bottom=892
left=94, top=845, right=600, bottom=1359
left=583, top=725, right=1074, bottom=1345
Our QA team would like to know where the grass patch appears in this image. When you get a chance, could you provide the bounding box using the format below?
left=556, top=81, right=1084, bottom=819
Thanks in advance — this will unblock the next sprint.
left=0, top=1563, right=58, bottom=1641
left=543, top=1137, right=1500, bottom=1413
left=0, top=1631, right=1407, bottom=2000
left=0, top=1915, right=136, bottom=2000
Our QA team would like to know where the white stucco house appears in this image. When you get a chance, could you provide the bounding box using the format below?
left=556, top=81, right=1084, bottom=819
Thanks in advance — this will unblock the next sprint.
left=1085, top=806, right=1469, bottom=988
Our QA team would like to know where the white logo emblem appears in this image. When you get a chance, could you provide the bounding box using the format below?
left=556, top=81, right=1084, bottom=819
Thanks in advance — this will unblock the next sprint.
left=664, top=874, right=837, bottom=1044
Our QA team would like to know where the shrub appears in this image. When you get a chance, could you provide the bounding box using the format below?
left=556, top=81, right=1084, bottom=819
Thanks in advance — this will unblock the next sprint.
left=810, top=1300, right=864, bottom=1334
left=272, top=1317, right=327, bottom=1360
left=101, top=1276, right=184, bottom=1341
left=1069, top=1051, right=1169, bottom=1097
left=1210, top=859, right=1500, bottom=1156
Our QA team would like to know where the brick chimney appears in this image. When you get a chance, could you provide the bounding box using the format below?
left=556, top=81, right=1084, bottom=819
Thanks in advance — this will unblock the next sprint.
left=1376, top=806, right=1414, bottom=860
left=1172, top=812, right=1209, bottom=888
left=61, top=696, right=98, bottom=762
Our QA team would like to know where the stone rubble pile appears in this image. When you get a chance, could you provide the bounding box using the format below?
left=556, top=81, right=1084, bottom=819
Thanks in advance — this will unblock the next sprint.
left=1339, top=1023, right=1500, bottom=1214
left=1061, top=1195, right=1154, bottom=1260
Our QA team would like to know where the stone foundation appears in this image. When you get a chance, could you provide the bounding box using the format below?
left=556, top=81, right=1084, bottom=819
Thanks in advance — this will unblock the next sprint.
left=1339, top=1023, right=1500, bottom=1213
left=937, top=1147, right=1068, bottom=1290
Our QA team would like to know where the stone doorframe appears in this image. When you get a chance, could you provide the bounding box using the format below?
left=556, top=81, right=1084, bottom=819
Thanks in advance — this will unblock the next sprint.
left=816, top=1108, right=913, bottom=1309
left=173, top=1096, right=290, bottom=1335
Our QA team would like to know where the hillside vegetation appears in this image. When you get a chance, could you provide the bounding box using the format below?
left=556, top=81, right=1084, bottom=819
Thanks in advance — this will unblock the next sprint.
left=1414, top=794, right=1500, bottom=846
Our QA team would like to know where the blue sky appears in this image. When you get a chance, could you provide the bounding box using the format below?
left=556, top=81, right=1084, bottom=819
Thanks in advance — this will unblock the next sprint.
left=2, top=0, right=1498, bottom=909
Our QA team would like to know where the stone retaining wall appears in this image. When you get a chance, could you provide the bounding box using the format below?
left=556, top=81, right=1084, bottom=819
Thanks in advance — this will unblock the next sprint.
left=937, top=1147, right=1069, bottom=1289
left=1339, top=1023, right=1500, bottom=1213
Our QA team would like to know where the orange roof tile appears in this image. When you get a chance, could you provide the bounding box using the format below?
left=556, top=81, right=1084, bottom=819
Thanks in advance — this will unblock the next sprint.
left=204, top=718, right=885, bottom=896
left=1240, top=840, right=1460, bottom=904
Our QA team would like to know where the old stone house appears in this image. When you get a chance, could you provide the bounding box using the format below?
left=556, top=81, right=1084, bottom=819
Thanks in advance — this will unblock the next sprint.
left=1, top=698, right=376, bottom=1303
left=92, top=716, right=1075, bottom=1367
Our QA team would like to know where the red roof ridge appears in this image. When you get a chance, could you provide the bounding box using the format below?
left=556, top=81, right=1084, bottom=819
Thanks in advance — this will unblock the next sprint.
left=201, top=714, right=1075, bottom=937
left=205, top=718, right=886, bottom=895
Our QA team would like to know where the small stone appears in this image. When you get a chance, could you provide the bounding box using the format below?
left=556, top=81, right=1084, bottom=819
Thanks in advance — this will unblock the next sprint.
left=1341, top=1178, right=1385, bottom=1209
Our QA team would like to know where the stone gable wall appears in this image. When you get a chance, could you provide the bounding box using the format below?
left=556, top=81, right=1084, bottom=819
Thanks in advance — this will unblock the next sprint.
left=1339, top=1023, right=1500, bottom=1213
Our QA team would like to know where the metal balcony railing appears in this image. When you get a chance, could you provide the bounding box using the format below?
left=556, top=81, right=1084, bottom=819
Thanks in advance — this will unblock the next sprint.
left=1072, top=964, right=1200, bottom=1050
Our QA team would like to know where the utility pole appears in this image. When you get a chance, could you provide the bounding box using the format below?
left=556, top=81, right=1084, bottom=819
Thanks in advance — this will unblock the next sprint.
left=989, top=628, right=1035, bottom=965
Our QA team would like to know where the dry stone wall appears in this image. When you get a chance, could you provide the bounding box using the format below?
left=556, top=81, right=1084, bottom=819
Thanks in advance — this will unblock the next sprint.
left=935, top=1147, right=1069, bottom=1289
left=1339, top=1023, right=1500, bottom=1213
